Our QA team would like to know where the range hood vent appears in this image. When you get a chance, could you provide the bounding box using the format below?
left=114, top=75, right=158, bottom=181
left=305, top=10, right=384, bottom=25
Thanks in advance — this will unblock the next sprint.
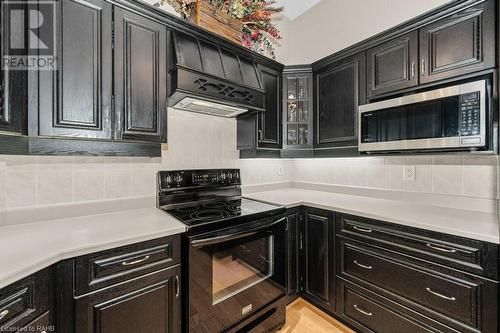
left=168, top=30, right=265, bottom=117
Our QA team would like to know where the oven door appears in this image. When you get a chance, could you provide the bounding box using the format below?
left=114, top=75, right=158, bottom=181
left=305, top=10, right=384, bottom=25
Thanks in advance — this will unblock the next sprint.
left=188, top=216, right=286, bottom=333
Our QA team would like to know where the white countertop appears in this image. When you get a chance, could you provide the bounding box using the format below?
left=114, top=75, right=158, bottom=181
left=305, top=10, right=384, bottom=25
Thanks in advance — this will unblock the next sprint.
left=245, top=188, right=499, bottom=244
left=0, top=208, right=185, bottom=289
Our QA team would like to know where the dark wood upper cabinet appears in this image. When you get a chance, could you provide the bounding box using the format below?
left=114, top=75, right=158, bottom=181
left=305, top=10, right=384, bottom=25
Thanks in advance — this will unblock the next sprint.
left=258, top=65, right=282, bottom=149
left=37, top=0, right=113, bottom=139
left=420, top=0, right=495, bottom=84
left=303, top=208, right=335, bottom=313
left=114, top=8, right=168, bottom=143
left=367, top=31, right=418, bottom=97
left=314, top=53, right=365, bottom=149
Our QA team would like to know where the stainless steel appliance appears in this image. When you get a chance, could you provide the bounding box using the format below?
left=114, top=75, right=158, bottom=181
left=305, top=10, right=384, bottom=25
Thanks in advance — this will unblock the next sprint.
left=358, top=80, right=488, bottom=152
left=157, top=169, right=286, bottom=333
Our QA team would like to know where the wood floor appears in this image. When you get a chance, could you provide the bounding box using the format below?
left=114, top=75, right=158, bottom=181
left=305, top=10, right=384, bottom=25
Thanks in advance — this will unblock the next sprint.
left=278, top=298, right=356, bottom=333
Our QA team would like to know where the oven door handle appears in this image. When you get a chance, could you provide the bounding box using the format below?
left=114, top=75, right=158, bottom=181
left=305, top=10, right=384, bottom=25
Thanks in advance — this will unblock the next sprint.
left=190, top=216, right=287, bottom=248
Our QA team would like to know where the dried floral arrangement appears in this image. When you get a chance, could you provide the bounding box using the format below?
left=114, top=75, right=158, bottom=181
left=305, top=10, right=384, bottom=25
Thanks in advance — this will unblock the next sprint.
left=154, top=0, right=283, bottom=58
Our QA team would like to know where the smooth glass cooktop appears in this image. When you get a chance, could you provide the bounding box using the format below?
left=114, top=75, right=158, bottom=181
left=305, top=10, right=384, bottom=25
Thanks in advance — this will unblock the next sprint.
left=164, top=197, right=281, bottom=226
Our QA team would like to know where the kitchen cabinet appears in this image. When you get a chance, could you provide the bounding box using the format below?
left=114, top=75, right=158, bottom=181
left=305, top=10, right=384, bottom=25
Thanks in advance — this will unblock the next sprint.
left=302, top=208, right=335, bottom=313
left=420, top=0, right=495, bottom=84
left=114, top=8, right=168, bottom=144
left=258, top=65, right=282, bottom=149
left=285, top=209, right=302, bottom=303
left=282, top=66, right=313, bottom=156
left=314, top=53, right=365, bottom=152
left=0, top=269, right=52, bottom=332
left=37, top=0, right=113, bottom=139
left=237, top=63, right=284, bottom=157
left=75, top=265, right=181, bottom=333
left=367, top=31, right=419, bottom=97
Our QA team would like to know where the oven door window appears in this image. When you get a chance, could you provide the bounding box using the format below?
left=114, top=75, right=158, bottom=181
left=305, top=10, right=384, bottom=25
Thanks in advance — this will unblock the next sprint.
left=212, top=234, right=274, bottom=305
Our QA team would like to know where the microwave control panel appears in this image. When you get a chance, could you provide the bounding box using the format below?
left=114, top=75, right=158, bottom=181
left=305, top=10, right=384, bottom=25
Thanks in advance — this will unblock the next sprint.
left=459, top=92, right=480, bottom=136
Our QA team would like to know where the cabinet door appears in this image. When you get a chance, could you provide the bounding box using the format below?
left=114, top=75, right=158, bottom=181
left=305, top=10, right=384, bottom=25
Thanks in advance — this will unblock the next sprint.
left=38, top=0, right=112, bottom=138
left=315, top=53, right=365, bottom=149
left=420, top=0, right=494, bottom=84
left=75, top=266, right=181, bottom=333
left=114, top=8, right=167, bottom=143
left=286, top=210, right=301, bottom=302
left=367, top=31, right=418, bottom=97
left=303, top=208, right=335, bottom=313
left=258, top=66, right=282, bottom=149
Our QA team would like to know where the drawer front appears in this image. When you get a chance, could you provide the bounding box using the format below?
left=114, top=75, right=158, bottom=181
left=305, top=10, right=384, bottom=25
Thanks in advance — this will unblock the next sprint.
left=0, top=270, right=50, bottom=329
left=338, top=280, right=446, bottom=333
left=338, top=239, right=498, bottom=332
left=337, top=213, right=498, bottom=279
left=74, top=235, right=181, bottom=295
left=21, top=311, right=51, bottom=333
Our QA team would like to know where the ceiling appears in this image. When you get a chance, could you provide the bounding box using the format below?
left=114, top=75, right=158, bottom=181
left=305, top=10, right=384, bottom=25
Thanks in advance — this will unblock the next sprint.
left=276, top=0, right=322, bottom=21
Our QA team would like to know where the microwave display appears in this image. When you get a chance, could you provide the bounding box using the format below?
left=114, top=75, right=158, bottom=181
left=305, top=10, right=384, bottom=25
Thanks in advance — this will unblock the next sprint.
left=358, top=80, right=486, bottom=152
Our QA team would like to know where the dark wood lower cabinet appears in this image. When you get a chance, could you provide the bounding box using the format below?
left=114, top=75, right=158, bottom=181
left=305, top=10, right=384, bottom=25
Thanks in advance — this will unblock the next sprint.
left=75, top=265, right=181, bottom=333
left=285, top=209, right=301, bottom=302
left=302, top=208, right=335, bottom=313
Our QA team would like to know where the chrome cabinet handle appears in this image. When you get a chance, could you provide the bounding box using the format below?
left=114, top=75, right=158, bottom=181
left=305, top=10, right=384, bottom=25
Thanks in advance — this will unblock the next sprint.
left=0, top=309, right=9, bottom=320
left=259, top=254, right=272, bottom=263
left=353, top=226, right=372, bottom=233
left=426, top=243, right=456, bottom=253
left=121, top=255, right=150, bottom=266
left=258, top=130, right=263, bottom=142
left=175, top=275, right=180, bottom=299
left=354, top=305, right=372, bottom=316
left=411, top=61, right=416, bottom=78
left=354, top=260, right=373, bottom=270
left=421, top=59, right=426, bottom=75
left=426, top=288, right=456, bottom=301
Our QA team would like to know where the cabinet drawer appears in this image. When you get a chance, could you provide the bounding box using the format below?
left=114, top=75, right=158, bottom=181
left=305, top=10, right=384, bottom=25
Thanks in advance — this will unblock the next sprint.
left=0, top=270, right=50, bottom=330
left=337, top=213, right=498, bottom=279
left=21, top=311, right=51, bottom=333
left=74, top=235, right=180, bottom=295
left=338, top=239, right=498, bottom=332
left=338, top=279, right=448, bottom=333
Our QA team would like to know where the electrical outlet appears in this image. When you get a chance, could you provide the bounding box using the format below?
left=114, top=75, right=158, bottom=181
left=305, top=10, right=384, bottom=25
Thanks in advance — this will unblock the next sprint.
left=278, top=166, right=284, bottom=176
left=405, top=165, right=416, bottom=182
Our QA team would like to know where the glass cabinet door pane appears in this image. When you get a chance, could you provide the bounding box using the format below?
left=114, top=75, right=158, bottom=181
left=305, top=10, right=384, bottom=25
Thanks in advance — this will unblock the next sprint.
left=298, top=101, right=308, bottom=122
left=298, top=78, right=308, bottom=99
left=298, top=125, right=308, bottom=145
left=287, top=124, right=298, bottom=145
left=288, top=102, right=297, bottom=122
left=287, top=79, right=297, bottom=100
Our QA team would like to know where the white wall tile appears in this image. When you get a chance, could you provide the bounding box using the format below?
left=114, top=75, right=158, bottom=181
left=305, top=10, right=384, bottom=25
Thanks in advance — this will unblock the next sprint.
left=73, top=170, right=105, bottom=201
left=37, top=169, right=73, bottom=205
left=105, top=169, right=131, bottom=199
left=385, top=157, right=406, bottom=190
left=432, top=156, right=462, bottom=195
left=462, top=156, right=497, bottom=198
left=406, top=156, right=432, bottom=193
left=5, top=170, right=37, bottom=207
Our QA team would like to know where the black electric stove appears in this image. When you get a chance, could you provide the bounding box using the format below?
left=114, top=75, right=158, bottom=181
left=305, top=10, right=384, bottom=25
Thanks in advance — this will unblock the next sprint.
left=157, top=169, right=285, bottom=236
left=157, top=169, right=287, bottom=333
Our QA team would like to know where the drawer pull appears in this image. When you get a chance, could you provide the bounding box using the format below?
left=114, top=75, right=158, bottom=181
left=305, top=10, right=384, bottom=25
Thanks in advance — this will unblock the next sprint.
left=353, top=226, right=372, bottom=233
left=121, top=255, right=150, bottom=266
left=426, top=243, right=456, bottom=253
left=0, top=309, right=9, bottom=320
left=175, top=275, right=180, bottom=299
left=426, top=288, right=456, bottom=301
left=354, top=304, right=372, bottom=316
left=354, top=260, right=373, bottom=270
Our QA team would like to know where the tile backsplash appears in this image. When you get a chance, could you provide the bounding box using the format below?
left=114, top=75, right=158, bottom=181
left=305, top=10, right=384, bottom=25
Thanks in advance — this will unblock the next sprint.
left=293, top=155, right=498, bottom=199
left=0, top=108, right=497, bottom=211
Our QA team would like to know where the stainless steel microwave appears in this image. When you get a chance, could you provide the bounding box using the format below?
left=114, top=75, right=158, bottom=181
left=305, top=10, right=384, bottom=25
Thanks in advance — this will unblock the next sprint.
left=358, top=80, right=487, bottom=153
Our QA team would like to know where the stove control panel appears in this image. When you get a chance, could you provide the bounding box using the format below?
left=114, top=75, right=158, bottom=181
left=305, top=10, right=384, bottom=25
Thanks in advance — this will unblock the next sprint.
left=158, top=169, right=241, bottom=190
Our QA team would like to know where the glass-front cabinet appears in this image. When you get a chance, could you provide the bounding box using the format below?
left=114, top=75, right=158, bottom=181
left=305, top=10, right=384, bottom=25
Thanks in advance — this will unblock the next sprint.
left=283, top=66, right=313, bottom=154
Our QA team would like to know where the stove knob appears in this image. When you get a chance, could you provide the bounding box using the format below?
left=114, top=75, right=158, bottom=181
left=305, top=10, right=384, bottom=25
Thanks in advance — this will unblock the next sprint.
left=227, top=173, right=233, bottom=180
left=219, top=173, right=226, bottom=181
left=165, top=175, right=173, bottom=187
left=174, top=173, right=183, bottom=186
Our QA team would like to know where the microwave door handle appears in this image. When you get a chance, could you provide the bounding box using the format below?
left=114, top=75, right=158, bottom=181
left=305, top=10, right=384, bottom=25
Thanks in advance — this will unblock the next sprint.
left=190, top=216, right=287, bottom=247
